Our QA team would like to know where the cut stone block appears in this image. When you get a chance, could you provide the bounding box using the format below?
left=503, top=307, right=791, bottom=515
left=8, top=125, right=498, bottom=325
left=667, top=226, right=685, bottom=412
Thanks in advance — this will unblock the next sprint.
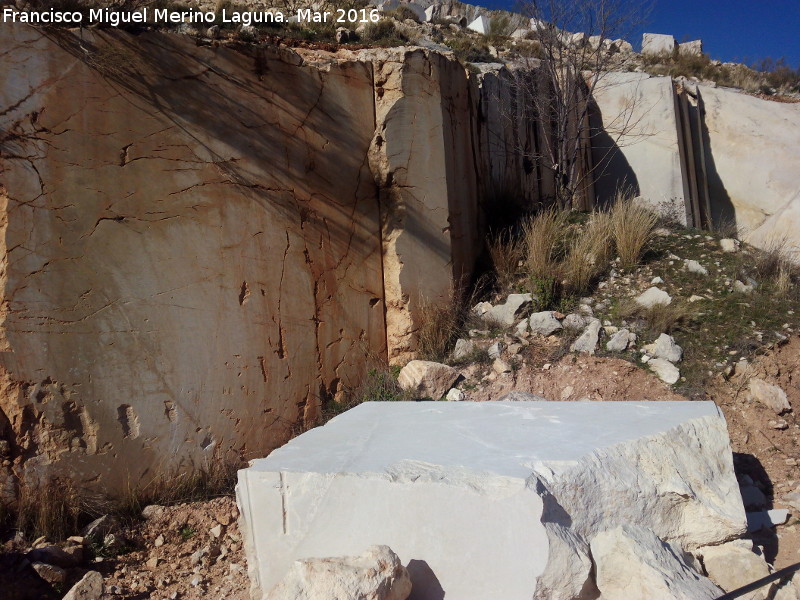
left=237, top=400, right=745, bottom=600
left=642, top=33, right=676, bottom=55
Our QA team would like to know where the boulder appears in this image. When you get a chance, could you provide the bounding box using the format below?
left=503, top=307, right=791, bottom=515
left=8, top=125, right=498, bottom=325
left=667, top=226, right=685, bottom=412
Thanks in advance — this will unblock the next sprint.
left=515, top=319, right=529, bottom=336
left=484, top=294, right=533, bottom=327
left=641, top=33, right=676, bottom=56
left=398, top=360, right=458, bottom=400
left=570, top=32, right=586, bottom=45
left=265, top=545, right=412, bottom=600
left=592, top=526, right=723, bottom=600
left=471, top=301, right=493, bottom=317
left=237, top=400, right=745, bottom=600
left=335, top=27, right=351, bottom=43
left=643, top=334, right=683, bottom=363
left=748, top=378, right=791, bottom=414
left=694, top=539, right=769, bottom=595
left=570, top=319, right=601, bottom=354
left=492, top=358, right=512, bottom=374
left=31, top=562, right=67, bottom=584
left=62, top=570, right=103, bottom=600
left=141, top=505, right=165, bottom=520
left=28, top=545, right=80, bottom=568
left=747, top=509, right=789, bottom=532
left=563, top=313, right=588, bottom=330
left=678, top=39, right=703, bottom=56
left=487, top=341, right=505, bottom=359
left=734, top=280, right=755, bottom=294
left=81, top=514, right=120, bottom=542
left=635, top=287, right=672, bottom=308
left=467, top=15, right=490, bottom=35
left=648, top=358, right=680, bottom=384
left=611, top=38, right=633, bottom=53
left=446, top=388, right=465, bottom=402
left=451, top=338, right=474, bottom=361
left=528, top=311, right=562, bottom=336
left=606, top=329, right=631, bottom=352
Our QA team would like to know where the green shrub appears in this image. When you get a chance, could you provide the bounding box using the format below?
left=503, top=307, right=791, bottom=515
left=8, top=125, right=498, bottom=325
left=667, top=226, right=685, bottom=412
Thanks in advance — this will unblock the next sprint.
left=361, top=20, right=407, bottom=46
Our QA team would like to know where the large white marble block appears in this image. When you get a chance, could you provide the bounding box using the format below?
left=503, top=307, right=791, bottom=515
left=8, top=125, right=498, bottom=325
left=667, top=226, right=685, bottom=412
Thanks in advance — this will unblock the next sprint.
left=236, top=399, right=745, bottom=600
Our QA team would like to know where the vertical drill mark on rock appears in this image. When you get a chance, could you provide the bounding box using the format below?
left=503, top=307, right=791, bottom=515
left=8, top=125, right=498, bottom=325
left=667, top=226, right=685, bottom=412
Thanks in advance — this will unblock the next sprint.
left=164, top=400, right=177, bottom=423
left=258, top=356, right=268, bottom=383
left=279, top=471, right=288, bottom=535
left=239, top=280, right=250, bottom=306
left=119, top=144, right=131, bottom=167
left=117, top=404, right=140, bottom=439
left=275, top=232, right=290, bottom=361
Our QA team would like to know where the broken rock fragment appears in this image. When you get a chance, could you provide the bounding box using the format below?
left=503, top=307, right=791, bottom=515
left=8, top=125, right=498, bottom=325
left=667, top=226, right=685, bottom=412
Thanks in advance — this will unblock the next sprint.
left=591, top=525, right=723, bottom=600
left=748, top=378, right=791, bottom=414
left=570, top=319, right=601, bottom=354
left=265, top=545, right=412, bottom=600
left=483, top=293, right=533, bottom=327
left=397, top=360, right=458, bottom=400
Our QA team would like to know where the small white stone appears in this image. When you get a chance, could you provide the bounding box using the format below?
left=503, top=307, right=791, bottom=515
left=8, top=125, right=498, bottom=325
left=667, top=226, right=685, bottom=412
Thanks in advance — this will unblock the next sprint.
left=492, top=358, right=512, bottom=374
left=635, top=287, right=672, bottom=308
left=643, top=334, right=683, bottom=363
left=529, top=311, right=563, bottom=336
left=684, top=259, right=708, bottom=275
left=446, top=388, right=465, bottom=402
left=749, top=379, right=791, bottom=414
left=570, top=319, right=601, bottom=354
left=648, top=358, right=680, bottom=384
left=488, top=341, right=505, bottom=359
left=606, top=329, right=631, bottom=352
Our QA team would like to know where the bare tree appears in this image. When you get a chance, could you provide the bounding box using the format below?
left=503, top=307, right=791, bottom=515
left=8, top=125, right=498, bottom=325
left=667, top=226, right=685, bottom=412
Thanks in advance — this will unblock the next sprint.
left=505, top=0, right=652, bottom=209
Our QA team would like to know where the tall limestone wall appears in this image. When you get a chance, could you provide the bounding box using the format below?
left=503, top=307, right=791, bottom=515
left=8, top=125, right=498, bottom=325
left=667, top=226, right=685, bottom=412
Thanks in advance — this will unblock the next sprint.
left=592, top=73, right=800, bottom=257
left=695, top=84, right=800, bottom=255
left=0, top=26, right=392, bottom=496
left=0, top=26, right=551, bottom=496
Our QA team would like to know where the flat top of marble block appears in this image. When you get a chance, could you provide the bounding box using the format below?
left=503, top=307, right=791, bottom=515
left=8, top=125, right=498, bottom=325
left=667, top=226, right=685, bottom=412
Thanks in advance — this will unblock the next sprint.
left=249, top=401, right=721, bottom=479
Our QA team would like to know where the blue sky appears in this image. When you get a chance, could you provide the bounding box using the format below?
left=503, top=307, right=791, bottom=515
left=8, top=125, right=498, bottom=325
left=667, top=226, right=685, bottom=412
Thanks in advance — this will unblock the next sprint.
left=487, top=0, right=800, bottom=68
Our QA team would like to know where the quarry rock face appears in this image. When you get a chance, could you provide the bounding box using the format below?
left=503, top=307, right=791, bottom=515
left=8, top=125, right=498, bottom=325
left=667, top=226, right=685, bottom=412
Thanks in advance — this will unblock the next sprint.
left=0, top=25, right=391, bottom=494
left=0, top=26, right=549, bottom=494
left=1, top=21, right=798, bottom=500
left=237, top=400, right=745, bottom=599
left=697, top=84, right=800, bottom=258
left=593, top=72, right=800, bottom=256
left=592, top=73, right=690, bottom=224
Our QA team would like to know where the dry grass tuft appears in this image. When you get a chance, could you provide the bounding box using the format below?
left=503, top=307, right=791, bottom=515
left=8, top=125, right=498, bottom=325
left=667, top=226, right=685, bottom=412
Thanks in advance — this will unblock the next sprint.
left=14, top=477, right=86, bottom=541
left=617, top=299, right=693, bottom=335
left=561, top=211, right=612, bottom=296
left=610, top=194, right=658, bottom=270
left=487, top=232, right=522, bottom=291
left=522, top=208, right=569, bottom=279
left=416, top=290, right=464, bottom=361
